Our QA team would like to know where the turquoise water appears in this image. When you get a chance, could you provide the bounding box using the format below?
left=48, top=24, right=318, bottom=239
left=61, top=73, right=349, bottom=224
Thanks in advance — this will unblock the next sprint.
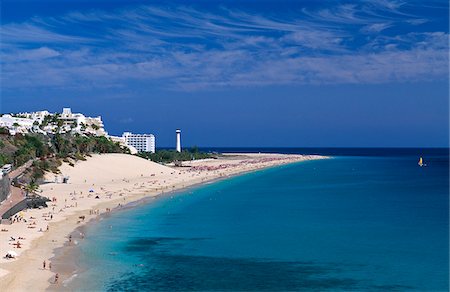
left=69, top=155, right=449, bottom=291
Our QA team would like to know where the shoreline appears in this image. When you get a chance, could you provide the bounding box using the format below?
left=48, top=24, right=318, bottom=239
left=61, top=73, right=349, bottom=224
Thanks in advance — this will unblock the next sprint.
left=47, top=169, right=260, bottom=290
left=48, top=158, right=318, bottom=290
left=0, top=153, right=327, bottom=291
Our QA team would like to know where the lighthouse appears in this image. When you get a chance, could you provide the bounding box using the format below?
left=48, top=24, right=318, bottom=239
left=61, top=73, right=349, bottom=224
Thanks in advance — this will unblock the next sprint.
left=176, top=129, right=181, bottom=152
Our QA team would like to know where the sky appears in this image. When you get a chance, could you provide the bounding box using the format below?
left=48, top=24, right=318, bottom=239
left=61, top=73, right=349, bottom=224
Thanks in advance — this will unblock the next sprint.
left=0, top=0, right=448, bottom=147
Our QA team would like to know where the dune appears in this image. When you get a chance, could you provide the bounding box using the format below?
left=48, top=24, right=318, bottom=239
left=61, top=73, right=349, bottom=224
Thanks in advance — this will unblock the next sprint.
left=50, top=153, right=173, bottom=184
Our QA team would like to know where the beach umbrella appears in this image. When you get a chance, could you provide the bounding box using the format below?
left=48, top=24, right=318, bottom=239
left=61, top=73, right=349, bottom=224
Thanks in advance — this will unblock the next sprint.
left=7, top=250, right=17, bottom=257
left=89, top=189, right=94, bottom=193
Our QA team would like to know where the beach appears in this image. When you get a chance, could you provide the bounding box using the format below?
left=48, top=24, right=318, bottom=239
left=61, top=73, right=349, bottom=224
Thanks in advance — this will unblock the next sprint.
left=0, top=152, right=324, bottom=291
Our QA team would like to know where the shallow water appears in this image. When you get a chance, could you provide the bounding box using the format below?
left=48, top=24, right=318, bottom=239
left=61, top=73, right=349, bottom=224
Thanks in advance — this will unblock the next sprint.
left=69, top=154, right=449, bottom=291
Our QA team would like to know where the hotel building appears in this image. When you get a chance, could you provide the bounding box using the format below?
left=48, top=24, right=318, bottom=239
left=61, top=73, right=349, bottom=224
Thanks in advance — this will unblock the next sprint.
left=2, top=108, right=108, bottom=136
left=59, top=108, right=107, bottom=136
left=0, top=114, right=34, bottom=135
left=122, top=132, right=155, bottom=153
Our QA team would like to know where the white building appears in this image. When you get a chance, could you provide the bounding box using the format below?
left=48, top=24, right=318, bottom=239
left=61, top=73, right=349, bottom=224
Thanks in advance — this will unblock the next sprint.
left=18, top=110, right=50, bottom=124
left=2, top=108, right=114, bottom=138
left=122, top=132, right=155, bottom=153
left=109, top=135, right=138, bottom=154
left=2, top=108, right=108, bottom=137
left=59, top=108, right=107, bottom=136
left=0, top=114, right=34, bottom=135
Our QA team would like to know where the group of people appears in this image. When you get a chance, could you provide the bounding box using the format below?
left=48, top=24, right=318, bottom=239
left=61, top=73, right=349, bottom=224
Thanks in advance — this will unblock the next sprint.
left=89, top=209, right=100, bottom=215
left=45, top=260, right=60, bottom=285
left=10, top=214, right=26, bottom=224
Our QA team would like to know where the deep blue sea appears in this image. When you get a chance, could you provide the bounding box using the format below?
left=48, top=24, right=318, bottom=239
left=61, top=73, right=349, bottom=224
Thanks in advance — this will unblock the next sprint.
left=68, top=149, right=449, bottom=291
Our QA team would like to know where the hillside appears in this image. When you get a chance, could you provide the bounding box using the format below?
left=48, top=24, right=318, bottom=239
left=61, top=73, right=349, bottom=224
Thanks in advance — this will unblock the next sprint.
left=0, top=128, right=129, bottom=184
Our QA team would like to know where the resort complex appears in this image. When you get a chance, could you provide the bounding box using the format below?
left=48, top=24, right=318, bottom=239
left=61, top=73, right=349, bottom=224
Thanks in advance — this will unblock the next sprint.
left=0, top=108, right=157, bottom=154
left=0, top=108, right=107, bottom=137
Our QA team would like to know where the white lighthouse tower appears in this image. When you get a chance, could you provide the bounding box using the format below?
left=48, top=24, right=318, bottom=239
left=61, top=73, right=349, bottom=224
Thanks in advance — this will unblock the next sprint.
left=176, top=129, right=181, bottom=152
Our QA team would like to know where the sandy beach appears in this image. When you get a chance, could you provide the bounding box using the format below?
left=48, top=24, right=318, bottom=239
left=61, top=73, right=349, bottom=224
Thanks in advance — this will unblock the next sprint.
left=0, top=153, right=325, bottom=291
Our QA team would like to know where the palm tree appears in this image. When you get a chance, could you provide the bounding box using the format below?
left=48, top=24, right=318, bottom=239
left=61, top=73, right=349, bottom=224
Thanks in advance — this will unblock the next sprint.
left=24, top=182, right=39, bottom=196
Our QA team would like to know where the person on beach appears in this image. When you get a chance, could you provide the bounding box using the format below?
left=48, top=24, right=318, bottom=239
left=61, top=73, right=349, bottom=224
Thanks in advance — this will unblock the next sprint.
left=54, top=273, right=59, bottom=284
left=43, top=260, right=46, bottom=269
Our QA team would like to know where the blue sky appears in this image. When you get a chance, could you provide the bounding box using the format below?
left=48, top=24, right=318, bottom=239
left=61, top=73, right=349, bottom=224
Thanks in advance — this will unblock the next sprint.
left=1, top=0, right=448, bottom=147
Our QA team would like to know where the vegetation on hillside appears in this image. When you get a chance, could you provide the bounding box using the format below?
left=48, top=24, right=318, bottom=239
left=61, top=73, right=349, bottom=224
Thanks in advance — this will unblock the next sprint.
left=0, top=127, right=129, bottom=184
left=137, top=147, right=218, bottom=164
left=52, top=133, right=127, bottom=158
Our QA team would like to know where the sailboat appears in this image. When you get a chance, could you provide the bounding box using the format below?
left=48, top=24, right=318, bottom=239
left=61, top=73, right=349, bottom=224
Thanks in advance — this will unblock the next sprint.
left=418, top=157, right=427, bottom=167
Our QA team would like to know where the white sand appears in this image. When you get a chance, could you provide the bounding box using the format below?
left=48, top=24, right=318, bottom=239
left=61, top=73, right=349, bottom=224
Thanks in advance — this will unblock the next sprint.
left=0, top=153, right=326, bottom=291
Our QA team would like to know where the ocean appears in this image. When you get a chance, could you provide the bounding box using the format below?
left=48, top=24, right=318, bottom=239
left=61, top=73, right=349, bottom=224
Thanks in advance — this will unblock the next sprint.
left=67, top=148, right=449, bottom=291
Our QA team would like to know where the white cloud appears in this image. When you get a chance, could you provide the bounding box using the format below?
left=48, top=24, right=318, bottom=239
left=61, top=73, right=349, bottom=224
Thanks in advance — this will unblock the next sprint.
left=1, top=47, right=60, bottom=62
left=0, top=3, right=447, bottom=91
left=364, top=0, right=405, bottom=10
left=361, top=22, right=392, bottom=33
left=406, top=18, right=428, bottom=25
left=1, top=23, right=93, bottom=44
